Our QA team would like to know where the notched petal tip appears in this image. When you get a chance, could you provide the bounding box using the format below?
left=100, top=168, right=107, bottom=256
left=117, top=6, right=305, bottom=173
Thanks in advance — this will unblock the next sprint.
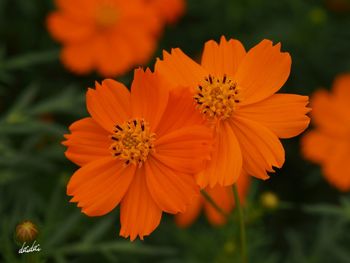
left=134, top=66, right=145, bottom=74
left=144, top=67, right=153, bottom=74
left=61, top=133, right=70, bottom=145
left=274, top=42, right=281, bottom=50
left=260, top=39, right=289, bottom=54
left=86, top=87, right=95, bottom=97
left=161, top=49, right=171, bottom=58
left=119, top=231, right=144, bottom=242
left=220, top=35, right=227, bottom=43
left=61, top=140, right=68, bottom=147
left=68, top=194, right=77, bottom=202
left=261, top=175, right=270, bottom=181
left=205, top=39, right=219, bottom=47
left=170, top=48, right=185, bottom=56
left=260, top=39, right=273, bottom=45
left=133, top=67, right=150, bottom=81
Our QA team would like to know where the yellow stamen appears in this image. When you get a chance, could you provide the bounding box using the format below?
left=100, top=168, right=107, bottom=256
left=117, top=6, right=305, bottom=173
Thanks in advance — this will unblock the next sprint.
left=110, top=119, right=155, bottom=166
left=95, top=5, right=118, bottom=28
left=194, top=74, right=241, bottom=120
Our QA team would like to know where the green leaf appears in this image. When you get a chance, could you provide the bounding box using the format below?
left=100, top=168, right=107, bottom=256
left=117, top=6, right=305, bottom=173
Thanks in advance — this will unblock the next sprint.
left=0, top=50, right=59, bottom=71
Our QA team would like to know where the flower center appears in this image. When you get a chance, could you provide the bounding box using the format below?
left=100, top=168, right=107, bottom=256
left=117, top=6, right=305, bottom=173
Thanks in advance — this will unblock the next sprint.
left=95, top=5, right=118, bottom=28
left=110, top=119, right=156, bottom=166
left=194, top=74, right=241, bottom=120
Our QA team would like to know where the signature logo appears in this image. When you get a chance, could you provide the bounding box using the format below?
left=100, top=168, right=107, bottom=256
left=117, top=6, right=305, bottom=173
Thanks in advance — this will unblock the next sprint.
left=18, top=240, right=41, bottom=254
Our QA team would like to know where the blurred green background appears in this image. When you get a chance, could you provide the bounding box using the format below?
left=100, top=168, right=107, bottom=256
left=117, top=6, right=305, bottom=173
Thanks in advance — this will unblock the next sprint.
left=1, top=0, right=350, bottom=262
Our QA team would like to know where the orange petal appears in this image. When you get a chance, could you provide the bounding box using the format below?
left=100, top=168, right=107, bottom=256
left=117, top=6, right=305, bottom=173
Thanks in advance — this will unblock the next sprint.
left=204, top=172, right=251, bottom=226
left=86, top=79, right=130, bottom=133
left=130, top=69, right=169, bottom=132
left=311, top=89, right=350, bottom=135
left=204, top=185, right=233, bottom=226
left=196, top=121, right=242, bottom=188
left=174, top=195, right=202, bottom=228
left=155, top=88, right=204, bottom=137
left=60, top=42, right=95, bottom=74
left=119, top=167, right=162, bottom=241
left=301, top=131, right=336, bottom=163
left=94, top=35, right=134, bottom=77
left=155, top=48, right=207, bottom=90
left=333, top=74, right=350, bottom=107
left=67, top=157, right=135, bottom=216
left=231, top=116, right=285, bottom=180
left=119, top=31, right=157, bottom=65
left=145, top=157, right=199, bottom=214
left=234, top=40, right=291, bottom=105
left=118, top=0, right=162, bottom=34
left=201, top=36, right=246, bottom=77
left=63, top=117, right=111, bottom=166
left=55, top=0, right=96, bottom=18
left=153, top=125, right=212, bottom=174
left=46, top=13, right=94, bottom=43
left=235, top=172, right=251, bottom=205
left=323, top=142, right=350, bottom=191
left=236, top=94, right=310, bottom=138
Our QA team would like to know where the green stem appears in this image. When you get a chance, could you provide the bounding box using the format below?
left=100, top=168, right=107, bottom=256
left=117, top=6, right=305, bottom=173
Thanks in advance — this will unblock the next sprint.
left=233, top=184, right=247, bottom=263
left=200, top=190, right=228, bottom=218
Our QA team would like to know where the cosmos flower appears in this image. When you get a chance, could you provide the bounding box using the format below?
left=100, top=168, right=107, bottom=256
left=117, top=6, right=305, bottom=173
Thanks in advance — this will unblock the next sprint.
left=63, top=69, right=213, bottom=240
left=155, top=36, right=310, bottom=188
left=302, top=74, right=350, bottom=191
left=175, top=173, right=250, bottom=227
left=47, top=0, right=162, bottom=77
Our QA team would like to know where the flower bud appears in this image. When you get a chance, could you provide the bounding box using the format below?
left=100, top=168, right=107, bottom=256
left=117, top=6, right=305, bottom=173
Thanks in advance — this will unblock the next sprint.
left=15, top=221, right=38, bottom=243
left=260, top=191, right=279, bottom=210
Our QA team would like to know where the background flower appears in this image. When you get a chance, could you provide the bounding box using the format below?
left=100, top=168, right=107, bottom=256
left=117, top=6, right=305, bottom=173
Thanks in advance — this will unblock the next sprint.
left=175, top=173, right=251, bottom=227
left=47, top=0, right=162, bottom=76
left=2, top=0, right=350, bottom=262
left=302, top=74, right=350, bottom=191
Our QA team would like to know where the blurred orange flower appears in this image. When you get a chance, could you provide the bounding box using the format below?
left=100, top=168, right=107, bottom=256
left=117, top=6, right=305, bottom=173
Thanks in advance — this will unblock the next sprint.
left=155, top=36, right=311, bottom=188
left=175, top=173, right=251, bottom=227
left=145, top=0, right=186, bottom=24
left=47, top=0, right=162, bottom=77
left=302, top=74, right=350, bottom=191
left=63, top=69, right=213, bottom=240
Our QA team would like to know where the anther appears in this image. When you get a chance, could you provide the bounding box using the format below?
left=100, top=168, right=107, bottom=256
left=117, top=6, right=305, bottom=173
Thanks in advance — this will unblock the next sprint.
left=110, top=119, right=155, bottom=166
left=194, top=74, right=241, bottom=120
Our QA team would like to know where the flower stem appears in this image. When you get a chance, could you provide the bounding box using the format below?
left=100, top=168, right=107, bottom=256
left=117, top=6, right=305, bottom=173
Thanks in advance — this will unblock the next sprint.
left=233, top=184, right=247, bottom=263
left=200, top=190, right=228, bottom=218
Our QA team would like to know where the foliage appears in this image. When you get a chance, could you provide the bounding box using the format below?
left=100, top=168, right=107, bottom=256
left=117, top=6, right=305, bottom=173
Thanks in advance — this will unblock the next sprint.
left=1, top=0, right=350, bottom=262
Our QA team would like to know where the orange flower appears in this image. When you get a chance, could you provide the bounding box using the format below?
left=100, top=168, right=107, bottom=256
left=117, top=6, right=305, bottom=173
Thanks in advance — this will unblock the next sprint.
left=175, top=173, right=251, bottom=227
left=47, top=0, right=162, bottom=77
left=63, top=69, right=213, bottom=240
left=302, top=74, right=350, bottom=191
left=155, top=36, right=311, bottom=188
left=145, top=0, right=186, bottom=24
